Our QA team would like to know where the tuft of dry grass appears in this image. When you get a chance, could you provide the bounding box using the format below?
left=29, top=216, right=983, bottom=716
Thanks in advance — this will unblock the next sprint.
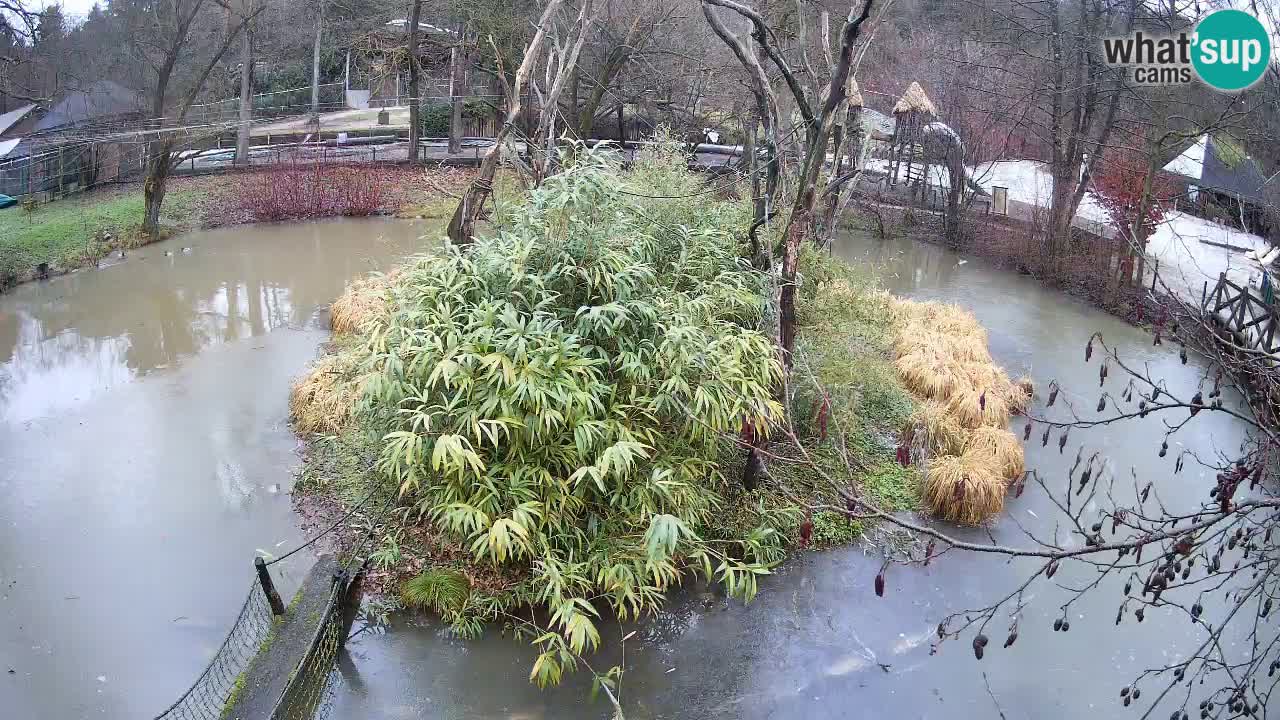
left=894, top=349, right=959, bottom=400
left=963, top=426, right=1025, bottom=480
left=330, top=274, right=393, bottom=335
left=922, top=453, right=1007, bottom=525
left=904, top=401, right=965, bottom=456
left=289, top=354, right=362, bottom=434
left=888, top=297, right=1026, bottom=525
left=945, top=386, right=1011, bottom=429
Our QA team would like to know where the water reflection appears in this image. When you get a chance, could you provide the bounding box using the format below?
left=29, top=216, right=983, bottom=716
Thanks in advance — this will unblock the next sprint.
left=0, top=311, right=134, bottom=423
left=0, top=219, right=426, bottom=425
left=0, top=217, right=433, bottom=720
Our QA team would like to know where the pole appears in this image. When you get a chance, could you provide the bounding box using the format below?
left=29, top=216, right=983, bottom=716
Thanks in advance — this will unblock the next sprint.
left=255, top=557, right=286, bottom=616
left=236, top=7, right=253, bottom=166
left=310, top=0, right=324, bottom=129
left=337, top=568, right=365, bottom=646
left=448, top=26, right=464, bottom=155
left=407, top=0, right=422, bottom=161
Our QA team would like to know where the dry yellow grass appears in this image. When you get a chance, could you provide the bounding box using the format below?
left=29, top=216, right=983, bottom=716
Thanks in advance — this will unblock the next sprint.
left=922, top=453, right=1007, bottom=525
left=894, top=349, right=960, bottom=400
left=330, top=274, right=392, bottom=335
left=289, top=354, right=362, bottom=434
left=946, top=386, right=1012, bottom=429
left=888, top=297, right=1026, bottom=525
left=963, top=426, right=1025, bottom=480
left=904, top=401, right=965, bottom=456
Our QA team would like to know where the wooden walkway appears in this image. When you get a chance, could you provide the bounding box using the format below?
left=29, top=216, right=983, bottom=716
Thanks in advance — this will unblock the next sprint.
left=1202, top=272, right=1280, bottom=355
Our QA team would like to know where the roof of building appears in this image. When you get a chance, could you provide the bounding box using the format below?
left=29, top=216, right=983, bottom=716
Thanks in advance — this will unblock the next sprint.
left=1162, top=134, right=1206, bottom=179
left=892, top=81, right=937, bottom=116
left=1163, top=134, right=1269, bottom=205
left=860, top=108, right=895, bottom=139
left=0, top=104, right=37, bottom=137
left=33, top=80, right=143, bottom=132
left=1201, top=136, right=1269, bottom=204
left=0, top=137, right=22, bottom=159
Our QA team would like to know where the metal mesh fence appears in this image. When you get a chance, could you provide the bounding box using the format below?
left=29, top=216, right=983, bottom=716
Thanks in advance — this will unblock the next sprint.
left=270, top=576, right=352, bottom=720
left=153, top=578, right=276, bottom=720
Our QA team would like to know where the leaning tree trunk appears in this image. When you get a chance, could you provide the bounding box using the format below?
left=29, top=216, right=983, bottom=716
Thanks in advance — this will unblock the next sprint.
left=446, top=0, right=566, bottom=245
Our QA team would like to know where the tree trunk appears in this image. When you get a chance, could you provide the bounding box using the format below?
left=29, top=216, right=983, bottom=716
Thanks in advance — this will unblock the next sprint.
left=448, top=40, right=464, bottom=154
left=779, top=209, right=808, bottom=363
left=310, top=0, right=323, bottom=127
left=407, top=0, right=422, bottom=161
left=142, top=140, right=174, bottom=238
left=236, top=27, right=253, bottom=165
left=819, top=122, right=845, bottom=240
left=447, top=0, right=567, bottom=245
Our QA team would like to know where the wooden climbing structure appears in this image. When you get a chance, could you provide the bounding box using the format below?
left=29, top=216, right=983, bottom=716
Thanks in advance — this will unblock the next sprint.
left=887, top=81, right=938, bottom=193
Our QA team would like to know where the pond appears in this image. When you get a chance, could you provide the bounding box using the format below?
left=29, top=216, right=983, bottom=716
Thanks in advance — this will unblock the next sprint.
left=321, top=229, right=1257, bottom=720
left=0, top=217, right=429, bottom=719
left=0, top=219, right=1258, bottom=719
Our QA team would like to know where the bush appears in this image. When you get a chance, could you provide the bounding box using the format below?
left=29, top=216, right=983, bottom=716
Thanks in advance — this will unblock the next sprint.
left=354, top=144, right=789, bottom=684
left=233, top=162, right=385, bottom=222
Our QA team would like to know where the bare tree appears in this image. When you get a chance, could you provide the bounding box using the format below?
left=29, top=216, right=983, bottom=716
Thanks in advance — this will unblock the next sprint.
left=235, top=0, right=256, bottom=165
left=701, top=0, right=875, bottom=358
left=0, top=0, right=44, bottom=104
left=446, top=0, right=567, bottom=245
left=529, top=0, right=595, bottom=184
left=114, top=0, right=261, bottom=236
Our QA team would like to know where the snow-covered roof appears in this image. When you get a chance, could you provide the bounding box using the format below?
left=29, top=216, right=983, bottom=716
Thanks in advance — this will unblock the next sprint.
left=860, top=108, right=894, bottom=138
left=1164, top=134, right=1269, bottom=204
left=1162, top=135, right=1206, bottom=179
left=0, top=103, right=36, bottom=137
left=0, top=137, right=21, bottom=159
left=385, top=19, right=456, bottom=35
left=924, top=122, right=960, bottom=141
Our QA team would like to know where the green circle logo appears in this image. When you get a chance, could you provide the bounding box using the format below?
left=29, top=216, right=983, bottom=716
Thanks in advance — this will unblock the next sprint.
left=1192, top=9, right=1271, bottom=91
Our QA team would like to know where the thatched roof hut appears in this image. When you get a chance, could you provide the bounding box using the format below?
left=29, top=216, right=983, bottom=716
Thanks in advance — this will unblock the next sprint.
left=847, top=77, right=864, bottom=108
left=892, top=81, right=937, bottom=116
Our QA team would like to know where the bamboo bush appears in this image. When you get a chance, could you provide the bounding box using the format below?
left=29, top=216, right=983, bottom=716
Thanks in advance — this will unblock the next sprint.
left=354, top=145, right=790, bottom=685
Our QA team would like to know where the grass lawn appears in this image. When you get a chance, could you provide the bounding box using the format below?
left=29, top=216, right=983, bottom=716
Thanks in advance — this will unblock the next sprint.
left=0, top=186, right=205, bottom=284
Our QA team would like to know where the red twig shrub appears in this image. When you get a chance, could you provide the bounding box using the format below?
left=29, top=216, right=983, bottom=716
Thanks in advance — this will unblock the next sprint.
left=1092, top=142, right=1178, bottom=240
left=232, top=162, right=387, bottom=222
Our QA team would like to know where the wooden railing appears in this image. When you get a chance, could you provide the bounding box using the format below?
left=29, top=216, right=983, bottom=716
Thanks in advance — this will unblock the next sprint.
left=1203, top=272, right=1280, bottom=354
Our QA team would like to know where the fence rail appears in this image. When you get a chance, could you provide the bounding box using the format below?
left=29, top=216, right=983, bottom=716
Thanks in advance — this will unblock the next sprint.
left=1203, top=273, right=1280, bottom=355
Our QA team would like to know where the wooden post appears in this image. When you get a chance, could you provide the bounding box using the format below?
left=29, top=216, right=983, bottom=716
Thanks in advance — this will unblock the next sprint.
left=255, top=556, right=286, bottom=616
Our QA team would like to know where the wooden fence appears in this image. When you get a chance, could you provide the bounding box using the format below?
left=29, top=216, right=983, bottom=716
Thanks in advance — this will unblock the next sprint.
left=1203, top=272, right=1280, bottom=355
